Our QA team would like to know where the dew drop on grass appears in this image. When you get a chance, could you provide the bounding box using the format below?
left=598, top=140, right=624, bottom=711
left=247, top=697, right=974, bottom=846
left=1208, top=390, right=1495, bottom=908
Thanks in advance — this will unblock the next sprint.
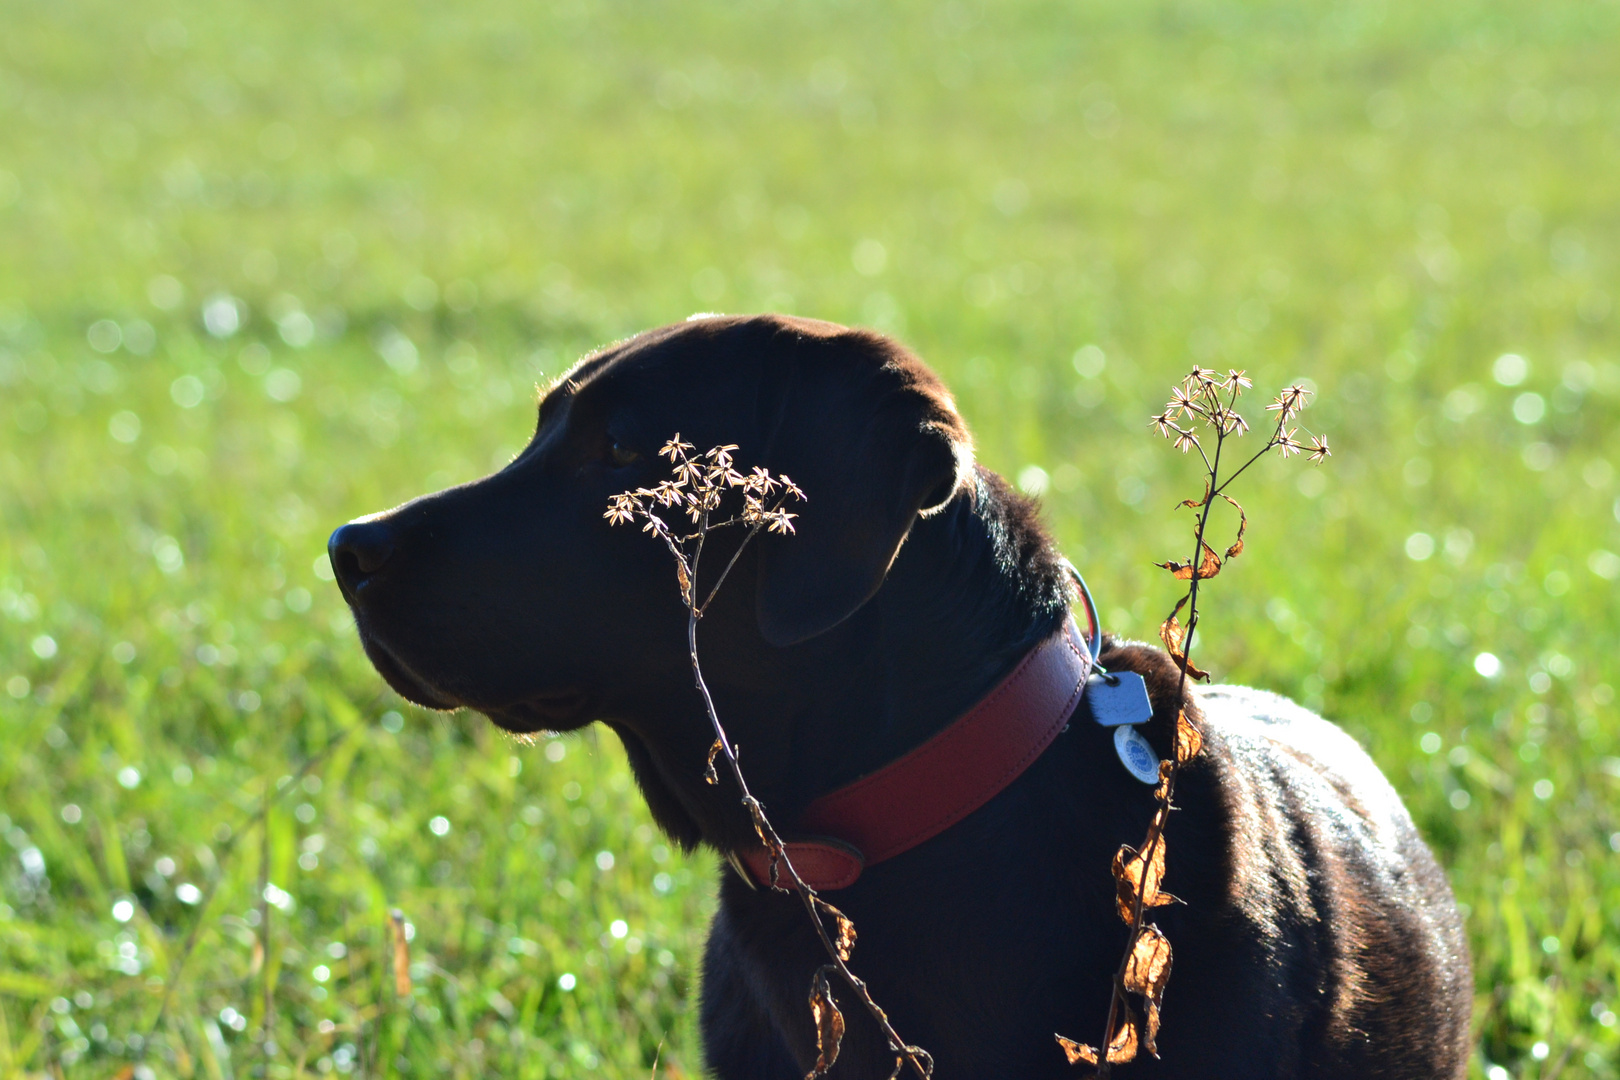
left=1492, top=353, right=1529, bottom=386
left=108, top=411, right=141, bottom=443
left=202, top=296, right=242, bottom=338
left=87, top=320, right=122, bottom=353
left=170, top=375, right=205, bottom=408
left=265, top=368, right=302, bottom=402
left=147, top=274, right=183, bottom=310
left=1017, top=465, right=1049, bottom=496
left=1512, top=392, right=1545, bottom=424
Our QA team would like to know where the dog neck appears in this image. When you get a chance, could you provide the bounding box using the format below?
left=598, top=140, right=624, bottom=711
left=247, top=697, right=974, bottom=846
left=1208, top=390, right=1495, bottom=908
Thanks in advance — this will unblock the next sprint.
left=781, top=467, right=1074, bottom=803
left=733, top=612, right=1091, bottom=889
left=616, top=467, right=1074, bottom=855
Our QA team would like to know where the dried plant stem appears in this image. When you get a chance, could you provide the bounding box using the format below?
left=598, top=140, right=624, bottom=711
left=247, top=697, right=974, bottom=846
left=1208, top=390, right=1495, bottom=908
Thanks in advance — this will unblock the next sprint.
left=610, top=439, right=930, bottom=1079
left=685, top=515, right=934, bottom=1080
left=1071, top=370, right=1327, bottom=1076
left=1094, top=434, right=1222, bottom=1080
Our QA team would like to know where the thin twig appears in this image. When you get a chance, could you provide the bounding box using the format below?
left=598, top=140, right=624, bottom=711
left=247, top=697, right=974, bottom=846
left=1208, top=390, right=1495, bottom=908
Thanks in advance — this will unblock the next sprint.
left=1083, top=371, right=1326, bottom=1075
left=697, top=494, right=795, bottom=616
left=689, top=600, right=931, bottom=1077
left=611, top=441, right=931, bottom=1078
left=1095, top=425, right=1224, bottom=1080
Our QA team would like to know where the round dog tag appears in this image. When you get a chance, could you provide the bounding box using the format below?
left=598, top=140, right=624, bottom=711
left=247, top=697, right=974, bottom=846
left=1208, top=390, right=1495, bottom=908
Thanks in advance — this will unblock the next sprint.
left=1114, top=724, right=1162, bottom=785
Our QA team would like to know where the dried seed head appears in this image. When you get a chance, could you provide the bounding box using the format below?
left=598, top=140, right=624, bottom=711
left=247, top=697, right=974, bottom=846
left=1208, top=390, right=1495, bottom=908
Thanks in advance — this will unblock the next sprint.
left=1266, top=384, right=1312, bottom=421
left=1166, top=385, right=1199, bottom=418
left=659, top=435, right=695, bottom=460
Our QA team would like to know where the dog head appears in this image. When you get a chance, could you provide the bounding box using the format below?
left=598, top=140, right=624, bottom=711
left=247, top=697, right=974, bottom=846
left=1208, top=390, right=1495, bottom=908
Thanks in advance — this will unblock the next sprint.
left=328, top=314, right=974, bottom=736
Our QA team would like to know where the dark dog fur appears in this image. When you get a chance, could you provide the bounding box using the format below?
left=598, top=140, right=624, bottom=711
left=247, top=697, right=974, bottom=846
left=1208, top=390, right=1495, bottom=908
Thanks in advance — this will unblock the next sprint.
left=329, top=314, right=1472, bottom=1078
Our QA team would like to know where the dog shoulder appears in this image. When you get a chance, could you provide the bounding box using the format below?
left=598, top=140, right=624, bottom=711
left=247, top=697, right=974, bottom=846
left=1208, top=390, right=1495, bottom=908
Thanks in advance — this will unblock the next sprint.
left=1194, top=685, right=1473, bottom=1075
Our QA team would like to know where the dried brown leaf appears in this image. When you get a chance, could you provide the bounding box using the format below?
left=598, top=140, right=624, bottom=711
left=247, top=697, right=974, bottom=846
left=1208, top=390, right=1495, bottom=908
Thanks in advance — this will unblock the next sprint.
left=705, top=740, right=722, bottom=785
left=1123, top=925, right=1174, bottom=1057
left=1123, top=924, right=1173, bottom=1000
left=1159, top=599, right=1210, bottom=682
left=1178, top=478, right=1212, bottom=511
left=1174, top=709, right=1204, bottom=765
left=1159, top=541, right=1222, bottom=581
left=806, top=966, right=846, bottom=1079
left=1113, top=835, right=1177, bottom=924
left=1064, top=1001, right=1142, bottom=1066
left=1105, top=1003, right=1141, bottom=1064
left=1173, top=652, right=1212, bottom=683
left=1220, top=494, right=1247, bottom=560
left=815, top=898, right=857, bottom=962
left=1158, top=595, right=1189, bottom=655
left=1056, top=1034, right=1097, bottom=1066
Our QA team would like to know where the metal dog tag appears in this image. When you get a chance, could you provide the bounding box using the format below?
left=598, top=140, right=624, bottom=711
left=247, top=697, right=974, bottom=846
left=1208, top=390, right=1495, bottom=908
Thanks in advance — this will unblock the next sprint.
left=1114, top=725, right=1162, bottom=785
left=1084, top=671, right=1153, bottom=728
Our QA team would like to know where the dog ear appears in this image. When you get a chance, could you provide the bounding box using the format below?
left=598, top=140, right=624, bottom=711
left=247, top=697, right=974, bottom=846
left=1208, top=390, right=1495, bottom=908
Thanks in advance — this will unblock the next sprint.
left=755, top=332, right=972, bottom=647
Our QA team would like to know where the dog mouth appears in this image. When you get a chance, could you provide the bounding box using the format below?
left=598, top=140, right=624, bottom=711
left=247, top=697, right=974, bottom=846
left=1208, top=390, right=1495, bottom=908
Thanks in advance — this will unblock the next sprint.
left=355, top=630, right=462, bottom=711
left=354, top=626, right=594, bottom=732
left=483, top=691, right=595, bottom=734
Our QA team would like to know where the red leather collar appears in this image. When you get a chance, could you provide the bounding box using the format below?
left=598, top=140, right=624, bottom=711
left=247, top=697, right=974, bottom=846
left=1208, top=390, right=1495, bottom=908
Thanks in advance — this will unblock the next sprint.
left=736, top=614, right=1094, bottom=891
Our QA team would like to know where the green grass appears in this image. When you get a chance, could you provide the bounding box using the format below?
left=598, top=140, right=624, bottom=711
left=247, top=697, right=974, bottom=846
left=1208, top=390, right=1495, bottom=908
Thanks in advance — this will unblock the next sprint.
left=2, top=0, right=1619, bottom=1075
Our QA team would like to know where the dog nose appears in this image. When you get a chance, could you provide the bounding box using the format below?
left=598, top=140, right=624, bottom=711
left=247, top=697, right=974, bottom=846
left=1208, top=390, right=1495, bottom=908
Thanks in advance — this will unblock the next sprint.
left=328, top=520, right=395, bottom=596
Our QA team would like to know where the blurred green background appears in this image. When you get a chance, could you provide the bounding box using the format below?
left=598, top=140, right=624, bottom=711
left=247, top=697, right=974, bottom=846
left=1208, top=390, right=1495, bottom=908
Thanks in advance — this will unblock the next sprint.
left=2, top=0, right=1618, bottom=1076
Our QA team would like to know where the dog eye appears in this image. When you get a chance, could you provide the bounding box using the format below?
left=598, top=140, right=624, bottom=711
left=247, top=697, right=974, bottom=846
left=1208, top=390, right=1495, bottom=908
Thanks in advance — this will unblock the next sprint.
left=608, top=441, right=642, bottom=467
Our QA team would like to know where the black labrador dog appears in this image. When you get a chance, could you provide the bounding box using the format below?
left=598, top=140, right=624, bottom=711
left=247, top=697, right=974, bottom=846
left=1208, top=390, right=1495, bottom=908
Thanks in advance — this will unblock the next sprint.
left=328, top=314, right=1472, bottom=1078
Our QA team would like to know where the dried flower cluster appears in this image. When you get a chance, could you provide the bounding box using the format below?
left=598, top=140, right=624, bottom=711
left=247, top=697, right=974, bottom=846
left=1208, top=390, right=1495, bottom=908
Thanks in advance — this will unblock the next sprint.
left=605, top=439, right=803, bottom=614
left=608, top=438, right=933, bottom=1080
left=1058, top=369, right=1328, bottom=1076
left=1150, top=369, right=1330, bottom=465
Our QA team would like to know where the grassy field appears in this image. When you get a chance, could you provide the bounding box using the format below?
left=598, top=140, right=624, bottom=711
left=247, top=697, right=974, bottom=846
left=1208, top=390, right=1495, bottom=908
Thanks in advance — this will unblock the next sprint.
left=2, top=0, right=1619, bottom=1075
